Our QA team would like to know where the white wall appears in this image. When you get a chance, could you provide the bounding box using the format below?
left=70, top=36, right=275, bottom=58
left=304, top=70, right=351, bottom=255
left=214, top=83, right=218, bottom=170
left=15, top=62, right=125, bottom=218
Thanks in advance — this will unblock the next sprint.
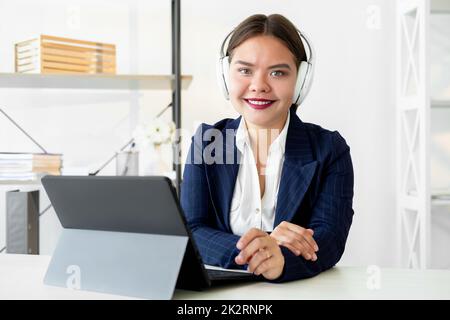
left=0, top=0, right=430, bottom=268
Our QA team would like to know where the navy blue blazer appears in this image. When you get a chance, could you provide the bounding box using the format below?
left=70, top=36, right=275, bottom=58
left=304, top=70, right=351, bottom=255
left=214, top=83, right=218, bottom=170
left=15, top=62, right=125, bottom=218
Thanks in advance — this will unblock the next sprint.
left=180, top=108, right=354, bottom=282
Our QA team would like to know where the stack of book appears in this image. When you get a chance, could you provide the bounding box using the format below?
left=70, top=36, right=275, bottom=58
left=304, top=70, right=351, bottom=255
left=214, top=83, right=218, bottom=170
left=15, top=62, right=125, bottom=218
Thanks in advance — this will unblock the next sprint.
left=0, top=153, right=62, bottom=181
left=15, top=35, right=116, bottom=74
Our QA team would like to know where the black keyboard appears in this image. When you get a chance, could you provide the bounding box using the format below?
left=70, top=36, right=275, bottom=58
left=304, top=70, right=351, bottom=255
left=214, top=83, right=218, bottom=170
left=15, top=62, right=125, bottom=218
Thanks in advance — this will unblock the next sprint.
left=206, top=268, right=255, bottom=281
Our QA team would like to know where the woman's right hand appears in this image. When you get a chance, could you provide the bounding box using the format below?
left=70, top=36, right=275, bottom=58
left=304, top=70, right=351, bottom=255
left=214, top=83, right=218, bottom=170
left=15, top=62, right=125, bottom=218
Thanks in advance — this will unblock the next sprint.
left=270, top=221, right=319, bottom=261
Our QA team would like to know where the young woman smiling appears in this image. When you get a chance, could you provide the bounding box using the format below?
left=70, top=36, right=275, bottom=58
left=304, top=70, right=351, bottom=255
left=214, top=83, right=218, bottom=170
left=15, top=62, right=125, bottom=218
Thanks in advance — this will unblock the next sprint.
left=181, top=14, right=354, bottom=282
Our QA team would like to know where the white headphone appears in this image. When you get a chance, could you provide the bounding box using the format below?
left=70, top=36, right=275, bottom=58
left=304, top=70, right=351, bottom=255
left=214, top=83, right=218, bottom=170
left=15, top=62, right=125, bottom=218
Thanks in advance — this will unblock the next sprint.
left=216, top=28, right=315, bottom=106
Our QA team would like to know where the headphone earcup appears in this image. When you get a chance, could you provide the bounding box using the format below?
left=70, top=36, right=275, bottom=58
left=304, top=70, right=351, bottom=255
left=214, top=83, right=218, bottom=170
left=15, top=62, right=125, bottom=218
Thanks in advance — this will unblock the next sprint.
left=216, top=56, right=231, bottom=100
left=292, top=61, right=309, bottom=105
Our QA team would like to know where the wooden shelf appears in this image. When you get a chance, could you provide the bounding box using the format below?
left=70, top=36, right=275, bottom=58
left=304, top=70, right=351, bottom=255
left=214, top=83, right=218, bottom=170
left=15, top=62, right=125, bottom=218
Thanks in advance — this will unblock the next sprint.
left=0, top=180, right=41, bottom=185
left=0, top=73, right=192, bottom=90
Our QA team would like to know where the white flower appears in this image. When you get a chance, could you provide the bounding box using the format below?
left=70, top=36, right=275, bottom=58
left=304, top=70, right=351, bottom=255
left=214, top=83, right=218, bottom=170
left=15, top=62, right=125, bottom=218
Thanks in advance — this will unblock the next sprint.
left=132, top=118, right=176, bottom=148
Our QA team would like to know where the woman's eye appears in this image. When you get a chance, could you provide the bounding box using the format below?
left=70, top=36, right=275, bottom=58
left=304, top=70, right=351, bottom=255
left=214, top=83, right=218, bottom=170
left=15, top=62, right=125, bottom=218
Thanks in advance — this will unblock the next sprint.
left=237, top=68, right=286, bottom=77
left=238, top=68, right=251, bottom=75
left=271, top=70, right=285, bottom=77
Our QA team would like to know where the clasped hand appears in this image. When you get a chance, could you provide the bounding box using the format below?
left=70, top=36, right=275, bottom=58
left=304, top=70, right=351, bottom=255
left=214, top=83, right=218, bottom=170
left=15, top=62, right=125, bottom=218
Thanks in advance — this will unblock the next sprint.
left=235, top=222, right=319, bottom=280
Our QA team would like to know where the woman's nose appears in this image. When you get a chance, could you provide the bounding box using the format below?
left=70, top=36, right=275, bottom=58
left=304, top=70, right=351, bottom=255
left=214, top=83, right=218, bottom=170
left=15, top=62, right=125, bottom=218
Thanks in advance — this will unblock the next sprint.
left=249, top=73, right=270, bottom=93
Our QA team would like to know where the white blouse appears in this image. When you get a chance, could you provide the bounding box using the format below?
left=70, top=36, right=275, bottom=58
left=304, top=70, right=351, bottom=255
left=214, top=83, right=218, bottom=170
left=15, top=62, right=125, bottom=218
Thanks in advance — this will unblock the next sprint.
left=229, top=112, right=290, bottom=236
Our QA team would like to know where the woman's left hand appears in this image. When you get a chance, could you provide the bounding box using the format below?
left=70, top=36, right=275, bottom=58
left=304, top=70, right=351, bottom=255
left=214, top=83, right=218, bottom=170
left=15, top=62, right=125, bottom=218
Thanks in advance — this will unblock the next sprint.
left=235, top=228, right=285, bottom=280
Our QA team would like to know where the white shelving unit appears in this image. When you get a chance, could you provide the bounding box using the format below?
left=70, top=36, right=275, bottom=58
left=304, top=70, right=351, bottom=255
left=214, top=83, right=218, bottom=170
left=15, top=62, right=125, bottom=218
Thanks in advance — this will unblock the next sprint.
left=396, top=0, right=450, bottom=269
left=0, top=0, right=188, bottom=254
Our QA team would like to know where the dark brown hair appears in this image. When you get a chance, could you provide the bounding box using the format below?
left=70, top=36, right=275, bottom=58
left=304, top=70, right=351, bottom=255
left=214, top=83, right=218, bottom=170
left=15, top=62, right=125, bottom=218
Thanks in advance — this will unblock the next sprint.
left=225, top=14, right=307, bottom=112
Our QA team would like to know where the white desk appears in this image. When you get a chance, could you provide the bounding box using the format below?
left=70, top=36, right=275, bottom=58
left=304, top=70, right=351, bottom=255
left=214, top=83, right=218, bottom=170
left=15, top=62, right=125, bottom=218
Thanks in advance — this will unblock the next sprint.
left=0, top=254, right=449, bottom=300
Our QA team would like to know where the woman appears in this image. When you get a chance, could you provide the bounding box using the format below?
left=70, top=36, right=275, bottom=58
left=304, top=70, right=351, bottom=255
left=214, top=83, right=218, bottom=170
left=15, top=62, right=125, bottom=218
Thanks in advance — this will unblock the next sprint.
left=181, top=14, right=354, bottom=282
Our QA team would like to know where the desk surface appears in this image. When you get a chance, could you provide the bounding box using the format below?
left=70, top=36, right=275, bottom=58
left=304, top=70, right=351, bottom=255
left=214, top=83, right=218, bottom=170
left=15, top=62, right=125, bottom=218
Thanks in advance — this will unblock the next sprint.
left=1, top=254, right=449, bottom=300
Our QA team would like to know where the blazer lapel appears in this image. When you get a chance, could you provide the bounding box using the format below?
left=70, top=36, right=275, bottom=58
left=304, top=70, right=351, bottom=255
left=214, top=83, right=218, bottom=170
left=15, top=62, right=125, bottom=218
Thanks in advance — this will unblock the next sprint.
left=206, top=117, right=241, bottom=232
left=274, top=109, right=318, bottom=227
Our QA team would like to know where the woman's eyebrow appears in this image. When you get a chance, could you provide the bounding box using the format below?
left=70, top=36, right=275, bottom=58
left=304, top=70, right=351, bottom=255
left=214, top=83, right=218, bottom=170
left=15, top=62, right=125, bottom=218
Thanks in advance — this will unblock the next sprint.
left=234, top=60, right=291, bottom=70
